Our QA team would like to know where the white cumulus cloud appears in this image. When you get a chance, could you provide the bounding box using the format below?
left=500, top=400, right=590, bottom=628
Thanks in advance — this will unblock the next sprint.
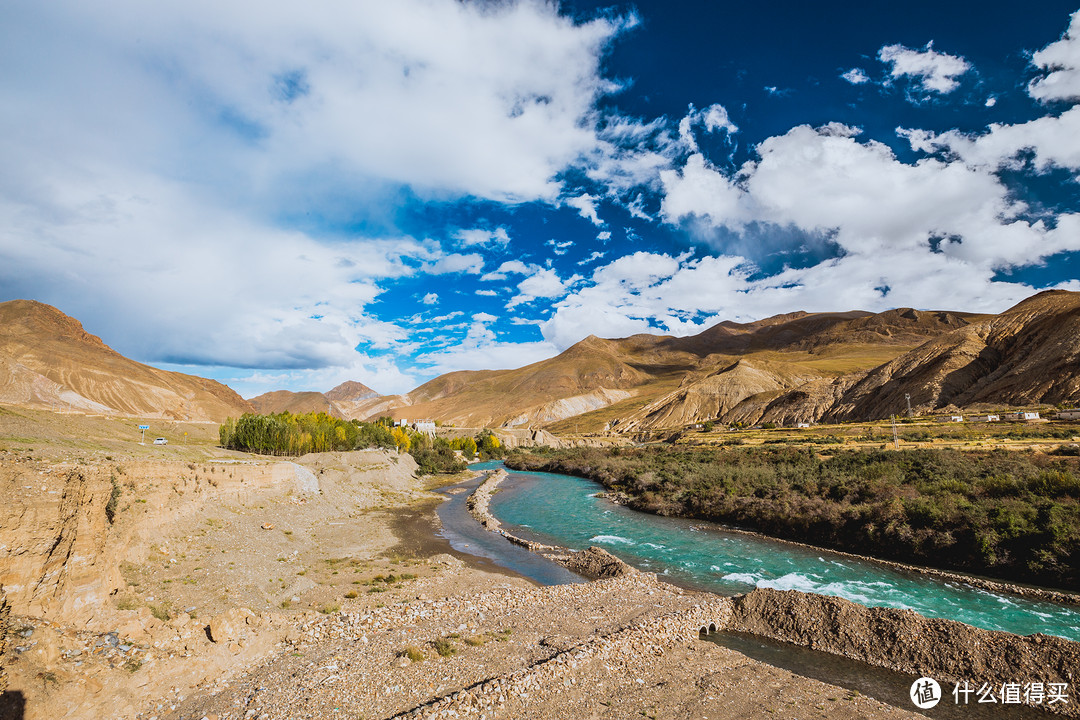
left=878, top=41, right=971, bottom=94
left=455, top=227, right=511, bottom=248
left=841, top=68, right=870, bottom=85
left=565, top=193, right=605, bottom=226
left=426, top=253, right=485, bottom=275
left=1029, top=10, right=1080, bottom=102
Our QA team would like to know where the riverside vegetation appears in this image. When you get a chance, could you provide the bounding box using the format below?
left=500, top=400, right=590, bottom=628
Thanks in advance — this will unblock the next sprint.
left=506, top=445, right=1080, bottom=590
left=219, top=411, right=505, bottom=474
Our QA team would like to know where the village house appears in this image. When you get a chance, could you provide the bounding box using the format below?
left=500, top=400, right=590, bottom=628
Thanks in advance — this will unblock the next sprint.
left=1005, top=411, right=1041, bottom=421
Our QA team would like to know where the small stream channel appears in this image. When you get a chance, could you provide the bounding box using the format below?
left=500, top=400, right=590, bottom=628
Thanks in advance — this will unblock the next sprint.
left=433, top=472, right=583, bottom=586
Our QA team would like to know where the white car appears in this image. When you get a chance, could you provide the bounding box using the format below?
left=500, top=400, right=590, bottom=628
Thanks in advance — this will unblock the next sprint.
left=153, top=437, right=167, bottom=445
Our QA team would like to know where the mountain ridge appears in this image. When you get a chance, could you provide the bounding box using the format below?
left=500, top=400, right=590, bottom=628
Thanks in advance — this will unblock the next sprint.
left=3, top=292, right=1076, bottom=431
left=0, top=299, right=253, bottom=421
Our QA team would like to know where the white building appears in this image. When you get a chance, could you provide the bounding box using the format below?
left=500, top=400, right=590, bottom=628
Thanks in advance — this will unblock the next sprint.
left=412, top=420, right=437, bottom=434
left=970, top=414, right=1000, bottom=422
left=1056, top=409, right=1080, bottom=421
left=1006, top=411, right=1041, bottom=421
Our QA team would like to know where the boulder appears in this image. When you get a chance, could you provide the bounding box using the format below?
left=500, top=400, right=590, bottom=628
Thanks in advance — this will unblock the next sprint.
left=561, top=546, right=635, bottom=579
left=208, top=607, right=258, bottom=643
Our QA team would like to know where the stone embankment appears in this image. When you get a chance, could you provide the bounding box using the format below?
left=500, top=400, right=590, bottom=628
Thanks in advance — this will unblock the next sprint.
left=732, top=587, right=1080, bottom=717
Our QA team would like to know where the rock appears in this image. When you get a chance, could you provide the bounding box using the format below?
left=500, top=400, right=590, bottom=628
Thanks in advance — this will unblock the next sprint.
left=209, top=608, right=258, bottom=643
left=31, top=626, right=61, bottom=667
left=114, top=617, right=150, bottom=644
left=168, top=613, right=192, bottom=629
left=560, top=546, right=635, bottom=580
left=261, top=523, right=275, bottom=530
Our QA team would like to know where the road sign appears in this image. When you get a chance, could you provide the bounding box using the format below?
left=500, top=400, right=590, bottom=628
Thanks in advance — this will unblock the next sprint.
left=138, top=425, right=150, bottom=430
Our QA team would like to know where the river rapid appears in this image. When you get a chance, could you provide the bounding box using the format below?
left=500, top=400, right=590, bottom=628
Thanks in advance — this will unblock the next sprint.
left=467, top=461, right=1080, bottom=642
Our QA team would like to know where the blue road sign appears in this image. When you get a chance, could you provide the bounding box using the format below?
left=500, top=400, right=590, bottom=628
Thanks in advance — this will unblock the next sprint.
left=138, top=425, right=150, bottom=430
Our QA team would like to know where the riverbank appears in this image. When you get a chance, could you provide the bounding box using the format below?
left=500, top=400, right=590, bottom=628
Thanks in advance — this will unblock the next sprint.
left=0, top=448, right=536, bottom=719
left=505, top=446, right=1080, bottom=600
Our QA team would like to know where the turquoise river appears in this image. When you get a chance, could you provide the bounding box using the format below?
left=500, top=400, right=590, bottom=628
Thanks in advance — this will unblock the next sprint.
left=474, top=461, right=1080, bottom=642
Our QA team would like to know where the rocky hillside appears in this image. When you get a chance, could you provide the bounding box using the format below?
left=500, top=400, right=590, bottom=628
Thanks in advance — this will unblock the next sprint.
left=351, top=307, right=971, bottom=430
left=247, top=381, right=382, bottom=419
left=0, top=300, right=252, bottom=422
left=249, top=390, right=341, bottom=417
left=823, top=289, right=1080, bottom=421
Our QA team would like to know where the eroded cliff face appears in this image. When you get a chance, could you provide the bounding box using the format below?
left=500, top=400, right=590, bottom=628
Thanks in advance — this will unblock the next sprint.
left=0, top=589, right=9, bottom=694
left=0, top=452, right=418, bottom=628
left=11, top=465, right=120, bottom=622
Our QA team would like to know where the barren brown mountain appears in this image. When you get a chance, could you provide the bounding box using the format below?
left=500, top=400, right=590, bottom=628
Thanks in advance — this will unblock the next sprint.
left=7, top=291, right=1075, bottom=433
left=347, top=306, right=974, bottom=430
left=247, top=381, right=381, bottom=418
left=248, top=390, right=342, bottom=417
left=349, top=294, right=1077, bottom=431
left=0, top=299, right=252, bottom=422
left=823, top=289, right=1080, bottom=421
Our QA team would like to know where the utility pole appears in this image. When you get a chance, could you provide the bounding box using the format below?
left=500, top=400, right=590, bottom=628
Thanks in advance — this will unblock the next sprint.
left=892, top=415, right=900, bottom=449
left=905, top=393, right=913, bottom=418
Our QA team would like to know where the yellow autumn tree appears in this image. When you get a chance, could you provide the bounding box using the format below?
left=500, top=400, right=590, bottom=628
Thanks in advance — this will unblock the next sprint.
left=391, top=426, right=412, bottom=452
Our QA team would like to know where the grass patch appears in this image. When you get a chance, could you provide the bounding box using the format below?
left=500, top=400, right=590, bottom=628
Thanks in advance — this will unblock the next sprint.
left=318, top=603, right=340, bottom=614
left=402, top=645, right=426, bottom=662
left=115, top=594, right=142, bottom=611
left=344, top=590, right=358, bottom=599
left=431, top=637, right=457, bottom=658
left=464, top=635, right=486, bottom=647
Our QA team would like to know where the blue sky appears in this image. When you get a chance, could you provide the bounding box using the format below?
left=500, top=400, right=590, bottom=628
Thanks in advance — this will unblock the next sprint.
left=2, top=1, right=1080, bottom=397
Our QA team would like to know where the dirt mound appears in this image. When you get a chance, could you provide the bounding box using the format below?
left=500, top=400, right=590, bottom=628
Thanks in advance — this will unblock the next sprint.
left=560, top=546, right=636, bottom=579
left=731, top=587, right=1080, bottom=714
